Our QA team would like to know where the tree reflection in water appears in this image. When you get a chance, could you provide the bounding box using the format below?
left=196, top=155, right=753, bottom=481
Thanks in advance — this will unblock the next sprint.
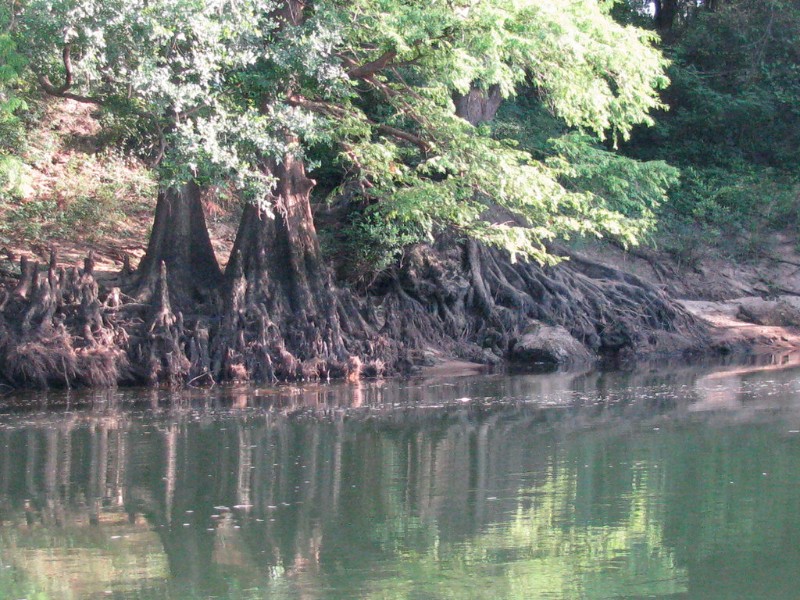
left=1, top=361, right=800, bottom=598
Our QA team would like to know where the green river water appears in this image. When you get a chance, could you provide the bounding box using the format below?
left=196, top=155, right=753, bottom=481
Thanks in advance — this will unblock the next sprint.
left=1, top=357, right=800, bottom=599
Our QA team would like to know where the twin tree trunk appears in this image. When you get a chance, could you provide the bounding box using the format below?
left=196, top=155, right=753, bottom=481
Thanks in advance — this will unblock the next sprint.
left=204, top=0, right=355, bottom=380
left=132, top=0, right=356, bottom=383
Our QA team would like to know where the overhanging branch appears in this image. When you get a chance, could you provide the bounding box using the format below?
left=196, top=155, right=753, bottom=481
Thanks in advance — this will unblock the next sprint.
left=36, top=45, right=103, bottom=105
left=345, top=49, right=397, bottom=79
left=287, top=93, right=429, bottom=152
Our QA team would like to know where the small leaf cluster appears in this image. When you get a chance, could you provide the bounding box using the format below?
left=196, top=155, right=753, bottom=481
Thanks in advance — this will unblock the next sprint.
left=0, top=25, right=27, bottom=201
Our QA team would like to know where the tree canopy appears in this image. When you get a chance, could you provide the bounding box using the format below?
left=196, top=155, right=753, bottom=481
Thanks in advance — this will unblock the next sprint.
left=9, top=0, right=674, bottom=263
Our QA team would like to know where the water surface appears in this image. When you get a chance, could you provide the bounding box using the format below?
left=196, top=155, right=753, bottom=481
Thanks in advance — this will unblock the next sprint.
left=2, top=357, right=800, bottom=599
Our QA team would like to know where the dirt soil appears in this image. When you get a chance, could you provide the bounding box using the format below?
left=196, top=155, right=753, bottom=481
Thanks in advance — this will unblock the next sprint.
left=0, top=99, right=238, bottom=282
left=583, top=236, right=800, bottom=357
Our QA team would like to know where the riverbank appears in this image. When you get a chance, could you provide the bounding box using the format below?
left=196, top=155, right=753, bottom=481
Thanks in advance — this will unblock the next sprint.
left=2, top=197, right=800, bottom=390
left=3, top=100, right=798, bottom=390
left=577, top=238, right=800, bottom=358
left=1, top=230, right=799, bottom=391
left=5, top=239, right=798, bottom=359
left=682, top=296, right=800, bottom=354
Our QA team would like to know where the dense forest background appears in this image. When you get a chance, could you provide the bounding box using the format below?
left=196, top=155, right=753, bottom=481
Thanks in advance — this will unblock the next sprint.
left=501, top=0, right=799, bottom=265
left=620, top=0, right=800, bottom=262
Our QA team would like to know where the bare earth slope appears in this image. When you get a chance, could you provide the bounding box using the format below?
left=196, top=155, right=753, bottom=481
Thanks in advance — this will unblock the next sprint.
left=582, top=238, right=800, bottom=357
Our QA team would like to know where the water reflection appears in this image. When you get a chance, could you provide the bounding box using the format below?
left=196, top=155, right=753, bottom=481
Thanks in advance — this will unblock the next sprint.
left=1, top=358, right=800, bottom=598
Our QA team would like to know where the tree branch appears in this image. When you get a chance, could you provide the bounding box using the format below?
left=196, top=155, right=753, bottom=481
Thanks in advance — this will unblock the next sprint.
left=4, top=0, right=18, bottom=33
left=345, top=49, right=397, bottom=79
left=373, top=123, right=429, bottom=152
left=287, top=93, right=347, bottom=118
left=36, top=45, right=103, bottom=105
left=287, top=93, right=430, bottom=152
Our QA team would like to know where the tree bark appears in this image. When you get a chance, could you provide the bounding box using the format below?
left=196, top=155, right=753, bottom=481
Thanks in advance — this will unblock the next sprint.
left=654, top=0, right=680, bottom=33
left=453, top=86, right=503, bottom=126
left=134, top=181, right=222, bottom=307
left=216, top=152, right=351, bottom=381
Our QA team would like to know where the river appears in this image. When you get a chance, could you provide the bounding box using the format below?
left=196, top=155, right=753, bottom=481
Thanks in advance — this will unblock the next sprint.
left=1, top=355, right=800, bottom=599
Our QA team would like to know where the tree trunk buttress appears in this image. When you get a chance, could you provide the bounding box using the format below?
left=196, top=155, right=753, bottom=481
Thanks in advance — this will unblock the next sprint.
left=453, top=85, right=503, bottom=126
left=135, top=181, right=222, bottom=306
left=218, top=153, right=349, bottom=381
left=654, top=0, right=679, bottom=33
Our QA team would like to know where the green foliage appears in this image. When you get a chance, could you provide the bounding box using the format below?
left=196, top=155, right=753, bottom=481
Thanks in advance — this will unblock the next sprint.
left=661, top=165, right=798, bottom=259
left=15, top=0, right=283, bottom=205
left=607, top=0, right=655, bottom=27
left=491, top=95, right=565, bottom=160
left=313, top=0, right=672, bottom=262
left=11, top=0, right=672, bottom=265
left=622, top=0, right=800, bottom=260
left=335, top=208, right=429, bottom=282
left=490, top=95, right=678, bottom=249
left=332, top=0, right=669, bottom=139
left=0, top=34, right=26, bottom=126
left=549, top=133, right=679, bottom=245
left=0, top=19, right=29, bottom=202
left=0, top=153, right=28, bottom=201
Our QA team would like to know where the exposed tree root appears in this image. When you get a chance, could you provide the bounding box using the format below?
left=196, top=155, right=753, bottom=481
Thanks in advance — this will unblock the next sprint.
left=353, top=239, right=708, bottom=369
left=0, top=237, right=709, bottom=390
left=0, top=250, right=130, bottom=388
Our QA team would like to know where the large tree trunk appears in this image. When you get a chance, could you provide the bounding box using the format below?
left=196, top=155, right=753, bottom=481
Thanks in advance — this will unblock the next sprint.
left=209, top=0, right=372, bottom=383
left=214, top=153, right=357, bottom=382
left=654, top=0, right=680, bottom=33
left=453, top=86, right=502, bottom=126
left=116, top=181, right=223, bottom=386
left=134, top=181, right=222, bottom=308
